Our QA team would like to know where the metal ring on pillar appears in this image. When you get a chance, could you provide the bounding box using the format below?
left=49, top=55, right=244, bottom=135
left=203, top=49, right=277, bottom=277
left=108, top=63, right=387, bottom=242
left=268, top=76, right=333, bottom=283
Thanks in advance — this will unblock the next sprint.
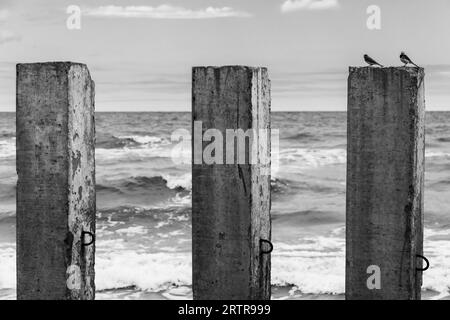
left=81, top=231, right=95, bottom=247
left=260, top=239, right=273, bottom=254
left=416, top=254, right=429, bottom=272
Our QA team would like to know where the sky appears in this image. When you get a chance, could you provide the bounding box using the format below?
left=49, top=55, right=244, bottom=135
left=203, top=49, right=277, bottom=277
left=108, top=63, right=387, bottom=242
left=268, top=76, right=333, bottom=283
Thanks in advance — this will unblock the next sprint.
left=1, top=0, right=450, bottom=111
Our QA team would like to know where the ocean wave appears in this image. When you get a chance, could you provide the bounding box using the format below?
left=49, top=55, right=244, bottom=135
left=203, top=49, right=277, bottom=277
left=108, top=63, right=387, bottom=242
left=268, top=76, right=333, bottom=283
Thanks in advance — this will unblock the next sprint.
left=7, top=137, right=449, bottom=167
left=97, top=205, right=191, bottom=225
left=284, top=132, right=319, bottom=141
left=96, top=184, right=122, bottom=194
left=95, top=175, right=191, bottom=210
left=280, top=148, right=347, bottom=168
left=270, top=233, right=346, bottom=296
left=0, top=133, right=15, bottom=139
left=95, top=249, right=191, bottom=291
left=96, top=134, right=170, bottom=150
left=96, top=177, right=172, bottom=196
left=271, top=178, right=342, bottom=196
left=161, top=173, right=191, bottom=191
left=74, top=226, right=450, bottom=298
left=98, top=174, right=191, bottom=194
left=0, top=183, right=15, bottom=200
left=279, top=148, right=450, bottom=169
left=429, top=179, right=450, bottom=189
left=0, top=227, right=449, bottom=296
left=96, top=134, right=139, bottom=149
left=0, top=139, right=15, bottom=159
left=273, top=210, right=344, bottom=225
left=98, top=174, right=332, bottom=198
left=95, top=133, right=174, bottom=162
left=119, top=135, right=170, bottom=146
left=96, top=146, right=173, bottom=162
left=0, top=244, right=15, bottom=289
left=271, top=178, right=290, bottom=194
left=122, top=176, right=184, bottom=191
left=92, top=243, right=346, bottom=294
left=2, top=135, right=173, bottom=161
left=426, top=151, right=450, bottom=158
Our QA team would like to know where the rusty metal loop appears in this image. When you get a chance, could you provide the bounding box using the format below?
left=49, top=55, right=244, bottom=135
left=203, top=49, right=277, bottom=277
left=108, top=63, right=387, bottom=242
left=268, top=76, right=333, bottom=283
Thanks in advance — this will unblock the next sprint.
left=416, top=254, right=429, bottom=272
left=81, top=230, right=95, bottom=247
left=260, top=239, right=273, bottom=255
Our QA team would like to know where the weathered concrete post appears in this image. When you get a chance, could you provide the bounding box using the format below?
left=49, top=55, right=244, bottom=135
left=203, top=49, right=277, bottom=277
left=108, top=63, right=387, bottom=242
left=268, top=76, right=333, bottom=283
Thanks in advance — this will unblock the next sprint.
left=16, top=62, right=96, bottom=300
left=346, top=67, right=425, bottom=300
left=192, top=66, right=271, bottom=300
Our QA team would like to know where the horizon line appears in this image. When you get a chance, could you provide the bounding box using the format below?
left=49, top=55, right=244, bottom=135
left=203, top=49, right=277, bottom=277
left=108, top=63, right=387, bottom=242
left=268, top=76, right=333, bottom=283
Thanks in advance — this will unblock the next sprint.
left=1, top=110, right=450, bottom=113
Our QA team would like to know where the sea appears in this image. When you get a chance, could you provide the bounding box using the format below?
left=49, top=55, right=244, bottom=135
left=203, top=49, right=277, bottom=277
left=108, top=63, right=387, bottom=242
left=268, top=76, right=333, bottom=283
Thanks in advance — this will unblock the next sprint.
left=0, top=112, right=449, bottom=300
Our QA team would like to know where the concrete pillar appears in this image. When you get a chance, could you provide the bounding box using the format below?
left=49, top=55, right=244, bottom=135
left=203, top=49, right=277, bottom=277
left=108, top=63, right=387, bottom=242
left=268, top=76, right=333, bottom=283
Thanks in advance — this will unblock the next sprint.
left=192, top=66, right=271, bottom=300
left=346, top=67, right=425, bottom=300
left=16, top=62, right=96, bottom=300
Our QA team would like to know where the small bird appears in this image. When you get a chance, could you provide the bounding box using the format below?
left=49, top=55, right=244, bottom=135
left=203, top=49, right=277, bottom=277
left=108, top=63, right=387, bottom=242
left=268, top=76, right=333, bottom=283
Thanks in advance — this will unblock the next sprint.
left=364, top=54, right=384, bottom=67
left=400, top=52, right=419, bottom=67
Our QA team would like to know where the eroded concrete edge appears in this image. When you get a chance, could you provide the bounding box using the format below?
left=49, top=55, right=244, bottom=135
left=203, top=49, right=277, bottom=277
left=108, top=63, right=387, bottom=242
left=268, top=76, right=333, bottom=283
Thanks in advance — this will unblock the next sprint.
left=67, top=64, right=96, bottom=300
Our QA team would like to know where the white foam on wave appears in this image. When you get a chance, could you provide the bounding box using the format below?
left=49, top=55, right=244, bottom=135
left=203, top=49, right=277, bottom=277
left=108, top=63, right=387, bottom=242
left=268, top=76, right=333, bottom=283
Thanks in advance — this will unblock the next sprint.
left=422, top=228, right=450, bottom=297
left=93, top=227, right=450, bottom=296
left=279, top=148, right=450, bottom=169
left=0, top=139, right=15, bottom=160
left=119, top=135, right=170, bottom=146
left=0, top=228, right=449, bottom=297
left=162, top=173, right=192, bottom=190
left=91, top=235, right=348, bottom=294
left=96, top=145, right=172, bottom=162
left=160, top=172, right=283, bottom=193
left=95, top=249, right=191, bottom=291
left=271, top=236, right=345, bottom=294
left=426, top=151, right=450, bottom=159
left=168, top=193, right=191, bottom=207
left=0, top=244, right=15, bottom=289
left=4, top=135, right=450, bottom=164
left=280, top=148, right=347, bottom=168
left=116, top=226, right=148, bottom=236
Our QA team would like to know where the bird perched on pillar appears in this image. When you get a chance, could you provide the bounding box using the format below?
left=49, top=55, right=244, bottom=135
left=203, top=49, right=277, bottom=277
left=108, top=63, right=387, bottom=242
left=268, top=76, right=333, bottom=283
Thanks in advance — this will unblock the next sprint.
left=364, top=54, right=384, bottom=67
left=400, top=52, right=419, bottom=67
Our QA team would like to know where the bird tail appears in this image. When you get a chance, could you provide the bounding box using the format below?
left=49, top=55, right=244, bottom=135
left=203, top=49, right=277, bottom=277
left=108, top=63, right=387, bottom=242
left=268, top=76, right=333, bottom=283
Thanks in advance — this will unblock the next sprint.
left=377, top=63, right=384, bottom=67
left=412, top=62, right=420, bottom=68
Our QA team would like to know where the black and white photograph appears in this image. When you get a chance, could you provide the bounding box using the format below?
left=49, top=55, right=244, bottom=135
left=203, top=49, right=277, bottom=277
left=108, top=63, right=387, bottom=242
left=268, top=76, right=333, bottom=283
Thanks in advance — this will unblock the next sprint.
left=0, top=0, right=450, bottom=304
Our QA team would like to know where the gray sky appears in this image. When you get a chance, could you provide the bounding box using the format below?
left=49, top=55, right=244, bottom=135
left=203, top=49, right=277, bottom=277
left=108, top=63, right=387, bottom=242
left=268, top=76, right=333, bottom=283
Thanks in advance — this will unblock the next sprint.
left=1, top=0, right=450, bottom=111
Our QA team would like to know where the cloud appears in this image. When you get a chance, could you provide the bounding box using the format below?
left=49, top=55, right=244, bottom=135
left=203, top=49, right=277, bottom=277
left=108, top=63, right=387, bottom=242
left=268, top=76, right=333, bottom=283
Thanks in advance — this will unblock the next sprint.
left=85, top=5, right=251, bottom=19
left=281, top=0, right=339, bottom=13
